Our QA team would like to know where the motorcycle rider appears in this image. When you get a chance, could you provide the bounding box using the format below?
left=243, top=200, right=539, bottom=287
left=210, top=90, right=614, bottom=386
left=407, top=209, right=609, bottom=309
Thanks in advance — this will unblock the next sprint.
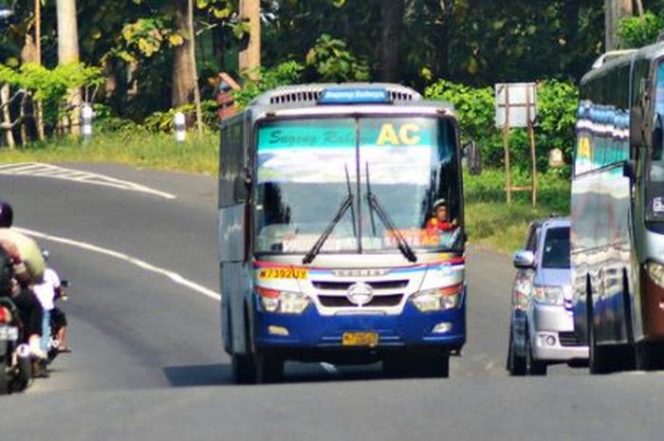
left=0, top=200, right=47, bottom=361
left=33, top=250, right=63, bottom=358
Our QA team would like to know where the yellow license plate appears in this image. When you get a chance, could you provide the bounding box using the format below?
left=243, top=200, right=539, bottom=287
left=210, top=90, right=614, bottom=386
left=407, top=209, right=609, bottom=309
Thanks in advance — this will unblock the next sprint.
left=342, top=332, right=379, bottom=347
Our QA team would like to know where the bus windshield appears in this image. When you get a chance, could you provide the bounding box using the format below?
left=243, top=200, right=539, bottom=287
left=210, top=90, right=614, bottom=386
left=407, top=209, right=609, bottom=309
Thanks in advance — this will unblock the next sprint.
left=254, top=116, right=461, bottom=255
left=646, top=60, right=664, bottom=221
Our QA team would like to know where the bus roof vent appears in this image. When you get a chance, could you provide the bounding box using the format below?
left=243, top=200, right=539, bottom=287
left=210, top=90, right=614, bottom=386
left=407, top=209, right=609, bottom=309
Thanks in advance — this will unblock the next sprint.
left=269, top=89, right=323, bottom=105
left=591, top=49, right=637, bottom=69
left=253, top=83, right=422, bottom=107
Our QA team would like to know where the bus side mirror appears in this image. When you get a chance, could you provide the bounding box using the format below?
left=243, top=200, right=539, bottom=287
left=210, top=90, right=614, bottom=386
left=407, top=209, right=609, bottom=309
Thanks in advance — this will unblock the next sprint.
left=463, top=141, right=482, bottom=175
left=623, top=159, right=636, bottom=181
left=630, top=107, right=644, bottom=149
left=652, top=114, right=664, bottom=161
left=233, top=169, right=251, bottom=203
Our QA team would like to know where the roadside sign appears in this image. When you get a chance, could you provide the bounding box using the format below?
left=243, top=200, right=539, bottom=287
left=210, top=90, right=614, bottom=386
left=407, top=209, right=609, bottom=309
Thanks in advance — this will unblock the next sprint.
left=495, top=82, right=537, bottom=128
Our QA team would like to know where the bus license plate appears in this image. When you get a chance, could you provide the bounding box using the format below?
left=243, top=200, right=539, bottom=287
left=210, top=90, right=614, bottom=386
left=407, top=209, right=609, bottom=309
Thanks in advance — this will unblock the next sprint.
left=342, top=332, right=379, bottom=347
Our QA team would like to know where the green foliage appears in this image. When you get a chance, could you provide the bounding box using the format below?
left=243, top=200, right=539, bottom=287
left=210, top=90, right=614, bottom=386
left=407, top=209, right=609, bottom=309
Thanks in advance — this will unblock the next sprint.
left=425, top=79, right=578, bottom=173
left=618, top=12, right=664, bottom=48
left=424, top=80, right=494, bottom=142
left=142, top=100, right=219, bottom=132
left=116, top=17, right=177, bottom=62
left=464, top=168, right=570, bottom=252
left=305, top=34, right=370, bottom=82
left=0, top=62, right=103, bottom=127
left=233, top=61, right=305, bottom=108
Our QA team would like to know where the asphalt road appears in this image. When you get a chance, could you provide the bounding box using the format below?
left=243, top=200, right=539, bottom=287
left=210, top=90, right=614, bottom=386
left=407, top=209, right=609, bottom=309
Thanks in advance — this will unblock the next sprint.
left=0, top=163, right=662, bottom=440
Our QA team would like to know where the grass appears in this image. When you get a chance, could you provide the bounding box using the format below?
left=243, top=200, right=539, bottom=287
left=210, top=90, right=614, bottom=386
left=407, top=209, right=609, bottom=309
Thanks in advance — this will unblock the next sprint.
left=464, top=169, right=570, bottom=253
left=0, top=131, right=219, bottom=176
left=1, top=133, right=570, bottom=254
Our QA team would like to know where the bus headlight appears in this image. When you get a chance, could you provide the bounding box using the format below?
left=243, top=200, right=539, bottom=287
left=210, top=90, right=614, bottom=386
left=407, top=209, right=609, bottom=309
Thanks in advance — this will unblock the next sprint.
left=411, top=283, right=463, bottom=312
left=257, top=287, right=310, bottom=314
left=645, top=261, right=664, bottom=288
left=533, top=285, right=563, bottom=306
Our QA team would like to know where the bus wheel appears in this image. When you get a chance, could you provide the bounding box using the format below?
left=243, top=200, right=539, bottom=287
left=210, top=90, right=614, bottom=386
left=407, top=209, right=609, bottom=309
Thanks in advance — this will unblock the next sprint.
left=587, top=284, right=609, bottom=374
left=254, top=351, right=284, bottom=384
left=231, top=353, right=256, bottom=384
left=636, top=342, right=664, bottom=371
left=410, top=349, right=450, bottom=378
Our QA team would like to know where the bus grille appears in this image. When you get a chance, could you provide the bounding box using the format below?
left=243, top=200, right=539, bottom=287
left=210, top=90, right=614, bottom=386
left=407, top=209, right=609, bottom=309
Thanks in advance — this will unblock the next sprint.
left=318, top=294, right=403, bottom=308
left=312, top=280, right=409, bottom=290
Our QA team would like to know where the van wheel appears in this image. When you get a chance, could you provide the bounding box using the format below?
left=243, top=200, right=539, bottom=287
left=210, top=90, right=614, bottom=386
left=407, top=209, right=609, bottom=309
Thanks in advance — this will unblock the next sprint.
left=525, top=333, right=547, bottom=376
left=507, top=326, right=526, bottom=376
left=0, top=357, right=9, bottom=395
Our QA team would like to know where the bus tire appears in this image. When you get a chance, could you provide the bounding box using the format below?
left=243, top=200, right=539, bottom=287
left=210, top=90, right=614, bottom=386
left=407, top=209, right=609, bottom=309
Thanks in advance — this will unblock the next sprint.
left=254, top=351, right=284, bottom=384
left=409, top=349, right=450, bottom=378
left=636, top=342, right=664, bottom=371
left=619, top=271, right=636, bottom=370
left=587, top=280, right=609, bottom=374
left=231, top=353, right=255, bottom=384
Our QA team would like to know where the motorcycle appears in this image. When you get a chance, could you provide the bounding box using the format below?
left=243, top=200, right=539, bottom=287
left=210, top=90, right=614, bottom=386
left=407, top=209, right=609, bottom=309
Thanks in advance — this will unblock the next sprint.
left=46, top=279, right=69, bottom=364
left=0, top=296, right=32, bottom=394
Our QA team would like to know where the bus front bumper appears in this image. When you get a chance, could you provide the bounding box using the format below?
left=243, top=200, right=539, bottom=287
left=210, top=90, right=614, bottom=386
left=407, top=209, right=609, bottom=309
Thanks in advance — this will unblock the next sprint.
left=252, top=302, right=466, bottom=352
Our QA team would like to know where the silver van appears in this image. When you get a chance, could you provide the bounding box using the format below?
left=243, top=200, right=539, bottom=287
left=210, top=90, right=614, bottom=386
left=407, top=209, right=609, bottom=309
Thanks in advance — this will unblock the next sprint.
left=506, top=217, right=588, bottom=375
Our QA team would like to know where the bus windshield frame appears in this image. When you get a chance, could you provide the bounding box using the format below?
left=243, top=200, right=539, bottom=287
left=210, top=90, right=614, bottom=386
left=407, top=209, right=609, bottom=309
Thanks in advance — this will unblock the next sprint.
left=252, top=114, right=463, bottom=257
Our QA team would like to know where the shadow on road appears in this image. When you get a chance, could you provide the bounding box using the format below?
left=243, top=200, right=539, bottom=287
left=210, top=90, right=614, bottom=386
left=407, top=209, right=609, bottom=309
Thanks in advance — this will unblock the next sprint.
left=163, top=364, right=233, bottom=387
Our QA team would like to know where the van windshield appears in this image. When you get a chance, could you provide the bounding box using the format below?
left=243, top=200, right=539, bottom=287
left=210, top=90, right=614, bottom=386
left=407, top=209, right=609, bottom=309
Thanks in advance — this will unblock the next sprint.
left=541, top=226, right=570, bottom=269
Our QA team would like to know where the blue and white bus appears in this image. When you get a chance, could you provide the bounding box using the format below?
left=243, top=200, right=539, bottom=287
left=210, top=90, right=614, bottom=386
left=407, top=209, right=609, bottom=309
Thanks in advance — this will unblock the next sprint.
left=571, top=43, right=664, bottom=372
left=218, top=84, right=469, bottom=382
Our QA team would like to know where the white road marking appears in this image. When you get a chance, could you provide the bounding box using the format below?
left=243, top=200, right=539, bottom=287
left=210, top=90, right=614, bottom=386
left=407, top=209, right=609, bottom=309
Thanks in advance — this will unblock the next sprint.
left=0, top=162, right=176, bottom=200
left=16, top=227, right=220, bottom=301
left=320, top=362, right=341, bottom=376
left=16, top=227, right=344, bottom=378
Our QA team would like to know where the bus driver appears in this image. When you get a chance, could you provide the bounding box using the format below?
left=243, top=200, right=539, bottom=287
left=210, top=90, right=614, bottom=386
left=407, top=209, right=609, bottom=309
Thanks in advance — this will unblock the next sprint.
left=425, top=199, right=457, bottom=234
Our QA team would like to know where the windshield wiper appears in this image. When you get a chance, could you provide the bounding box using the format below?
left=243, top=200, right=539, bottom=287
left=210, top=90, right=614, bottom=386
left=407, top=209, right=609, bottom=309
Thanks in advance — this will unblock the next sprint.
left=365, top=163, right=417, bottom=263
left=302, top=165, right=355, bottom=264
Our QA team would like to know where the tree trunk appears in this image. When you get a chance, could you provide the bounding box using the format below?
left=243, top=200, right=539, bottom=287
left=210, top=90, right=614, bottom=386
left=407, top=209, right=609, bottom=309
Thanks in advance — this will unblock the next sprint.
left=1, top=85, right=16, bottom=149
left=238, top=0, right=261, bottom=79
left=34, top=0, right=44, bottom=140
left=172, top=0, right=196, bottom=108
left=605, top=0, right=633, bottom=50
left=56, top=0, right=81, bottom=135
left=379, top=0, right=404, bottom=82
left=187, top=0, right=202, bottom=135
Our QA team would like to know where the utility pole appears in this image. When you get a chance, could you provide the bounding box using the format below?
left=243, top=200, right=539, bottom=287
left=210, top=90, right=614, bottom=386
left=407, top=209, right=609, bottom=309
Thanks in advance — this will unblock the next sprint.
left=56, top=0, right=81, bottom=135
left=238, top=0, right=260, bottom=79
left=605, top=0, right=633, bottom=50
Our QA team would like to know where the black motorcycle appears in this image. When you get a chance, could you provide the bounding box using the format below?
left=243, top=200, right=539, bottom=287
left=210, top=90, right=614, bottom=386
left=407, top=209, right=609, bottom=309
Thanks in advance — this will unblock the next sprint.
left=0, top=297, right=32, bottom=394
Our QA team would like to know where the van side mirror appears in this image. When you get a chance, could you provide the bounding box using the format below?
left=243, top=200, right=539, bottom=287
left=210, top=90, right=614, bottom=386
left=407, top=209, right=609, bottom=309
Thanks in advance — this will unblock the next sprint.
left=463, top=141, right=482, bottom=175
left=513, top=250, right=535, bottom=269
